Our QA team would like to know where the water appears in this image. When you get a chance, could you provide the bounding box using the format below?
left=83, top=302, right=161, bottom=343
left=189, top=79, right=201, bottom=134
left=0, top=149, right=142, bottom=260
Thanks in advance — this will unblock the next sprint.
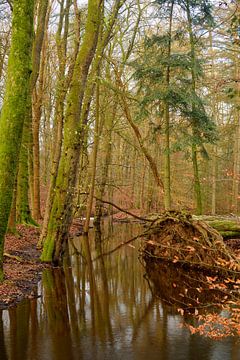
left=0, top=222, right=239, bottom=360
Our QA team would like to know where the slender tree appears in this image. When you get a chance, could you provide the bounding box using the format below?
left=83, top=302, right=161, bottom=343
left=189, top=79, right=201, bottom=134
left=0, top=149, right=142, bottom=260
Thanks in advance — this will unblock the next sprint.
left=41, top=0, right=103, bottom=263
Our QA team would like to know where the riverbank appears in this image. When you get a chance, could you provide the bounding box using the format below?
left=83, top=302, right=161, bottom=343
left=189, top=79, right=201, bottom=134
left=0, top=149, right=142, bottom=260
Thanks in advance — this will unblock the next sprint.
left=0, top=219, right=84, bottom=309
left=0, top=225, right=46, bottom=309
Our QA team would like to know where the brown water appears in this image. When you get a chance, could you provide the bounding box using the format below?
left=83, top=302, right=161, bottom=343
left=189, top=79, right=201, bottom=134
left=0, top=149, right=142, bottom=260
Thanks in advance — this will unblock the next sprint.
left=0, top=222, right=239, bottom=360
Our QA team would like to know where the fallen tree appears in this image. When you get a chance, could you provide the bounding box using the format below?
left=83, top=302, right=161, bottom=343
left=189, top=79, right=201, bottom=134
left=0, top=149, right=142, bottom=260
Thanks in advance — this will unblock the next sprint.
left=141, top=211, right=240, bottom=274
left=193, top=215, right=240, bottom=239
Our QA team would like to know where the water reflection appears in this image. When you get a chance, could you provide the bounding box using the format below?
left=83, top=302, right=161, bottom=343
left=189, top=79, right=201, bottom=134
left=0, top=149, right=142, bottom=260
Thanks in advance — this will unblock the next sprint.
left=145, top=260, right=224, bottom=312
left=0, top=222, right=239, bottom=360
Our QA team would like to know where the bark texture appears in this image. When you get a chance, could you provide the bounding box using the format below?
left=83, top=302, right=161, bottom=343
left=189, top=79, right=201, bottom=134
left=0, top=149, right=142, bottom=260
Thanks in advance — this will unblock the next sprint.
left=0, top=0, right=34, bottom=280
left=41, top=0, right=102, bottom=263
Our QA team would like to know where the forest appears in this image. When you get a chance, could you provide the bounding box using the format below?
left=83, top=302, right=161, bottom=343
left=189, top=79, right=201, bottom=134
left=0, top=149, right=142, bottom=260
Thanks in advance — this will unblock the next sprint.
left=0, top=0, right=239, bottom=358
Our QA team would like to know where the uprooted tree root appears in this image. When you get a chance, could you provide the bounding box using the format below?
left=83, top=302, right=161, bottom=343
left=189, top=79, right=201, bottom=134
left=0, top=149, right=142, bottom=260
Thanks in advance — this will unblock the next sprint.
left=140, top=211, right=240, bottom=275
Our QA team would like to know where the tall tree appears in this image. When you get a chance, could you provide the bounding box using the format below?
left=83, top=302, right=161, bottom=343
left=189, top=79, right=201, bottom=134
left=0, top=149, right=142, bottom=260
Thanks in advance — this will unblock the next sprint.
left=16, top=0, right=49, bottom=224
left=41, top=0, right=103, bottom=263
left=0, top=0, right=35, bottom=280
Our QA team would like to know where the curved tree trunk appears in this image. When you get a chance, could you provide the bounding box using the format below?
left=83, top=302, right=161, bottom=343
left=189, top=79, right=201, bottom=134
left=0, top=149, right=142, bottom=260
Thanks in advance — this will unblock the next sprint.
left=38, top=0, right=72, bottom=248
left=41, top=0, right=102, bottom=263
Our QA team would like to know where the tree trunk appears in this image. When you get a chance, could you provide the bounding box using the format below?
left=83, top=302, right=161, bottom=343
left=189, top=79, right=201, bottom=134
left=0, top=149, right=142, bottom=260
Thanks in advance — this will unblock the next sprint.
left=31, top=0, right=49, bottom=220
left=38, top=0, right=71, bottom=248
left=163, top=0, right=174, bottom=210
left=16, top=118, right=36, bottom=225
left=194, top=215, right=240, bottom=239
left=41, top=0, right=102, bottom=263
left=94, top=63, right=116, bottom=225
left=211, top=146, right=217, bottom=215
left=0, top=0, right=34, bottom=280
left=232, top=57, right=240, bottom=212
left=84, top=78, right=100, bottom=234
left=8, top=178, right=17, bottom=234
left=186, top=0, right=203, bottom=215
left=115, top=71, right=164, bottom=203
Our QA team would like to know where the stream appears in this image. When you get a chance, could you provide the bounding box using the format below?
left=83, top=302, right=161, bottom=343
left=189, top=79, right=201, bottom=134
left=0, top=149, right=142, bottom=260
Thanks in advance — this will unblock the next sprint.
left=0, top=222, right=239, bottom=360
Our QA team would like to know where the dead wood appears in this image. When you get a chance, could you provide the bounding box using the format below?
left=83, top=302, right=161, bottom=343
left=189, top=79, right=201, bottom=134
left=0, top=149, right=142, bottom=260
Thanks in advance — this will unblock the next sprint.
left=141, top=210, right=240, bottom=274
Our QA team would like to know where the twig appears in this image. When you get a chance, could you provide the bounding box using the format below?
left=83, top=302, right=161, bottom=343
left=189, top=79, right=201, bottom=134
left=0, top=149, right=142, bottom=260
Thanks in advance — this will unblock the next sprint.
left=4, top=253, right=24, bottom=262
left=79, top=192, right=152, bottom=222
left=92, top=230, right=149, bottom=261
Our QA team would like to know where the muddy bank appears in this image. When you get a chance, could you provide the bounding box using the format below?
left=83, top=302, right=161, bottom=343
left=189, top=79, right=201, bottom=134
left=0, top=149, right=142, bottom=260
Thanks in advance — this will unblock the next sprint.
left=0, top=219, right=84, bottom=309
left=0, top=225, right=47, bottom=309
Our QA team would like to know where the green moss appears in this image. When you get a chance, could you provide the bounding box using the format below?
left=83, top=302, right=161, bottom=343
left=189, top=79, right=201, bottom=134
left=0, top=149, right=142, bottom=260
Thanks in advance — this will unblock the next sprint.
left=0, top=0, right=34, bottom=279
left=209, top=220, right=240, bottom=232
left=41, top=0, right=101, bottom=263
left=16, top=118, right=37, bottom=225
left=0, top=268, right=3, bottom=282
left=219, top=231, right=240, bottom=239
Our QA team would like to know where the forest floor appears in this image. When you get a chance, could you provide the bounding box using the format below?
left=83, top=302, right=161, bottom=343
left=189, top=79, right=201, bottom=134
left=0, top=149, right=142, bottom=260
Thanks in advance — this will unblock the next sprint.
left=0, top=225, right=47, bottom=309
left=0, top=219, right=83, bottom=309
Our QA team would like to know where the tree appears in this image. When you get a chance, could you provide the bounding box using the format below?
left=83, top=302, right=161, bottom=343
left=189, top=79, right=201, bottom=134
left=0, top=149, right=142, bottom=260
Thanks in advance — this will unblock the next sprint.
left=41, top=0, right=103, bottom=263
left=0, top=0, right=35, bottom=280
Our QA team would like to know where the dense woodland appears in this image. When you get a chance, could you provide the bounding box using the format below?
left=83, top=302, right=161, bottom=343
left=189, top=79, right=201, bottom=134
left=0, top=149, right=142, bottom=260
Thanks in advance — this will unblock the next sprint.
left=0, top=0, right=239, bottom=279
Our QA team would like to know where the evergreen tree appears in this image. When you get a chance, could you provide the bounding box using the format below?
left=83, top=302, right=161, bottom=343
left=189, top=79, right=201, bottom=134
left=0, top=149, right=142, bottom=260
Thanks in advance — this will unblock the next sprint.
left=132, top=0, right=217, bottom=213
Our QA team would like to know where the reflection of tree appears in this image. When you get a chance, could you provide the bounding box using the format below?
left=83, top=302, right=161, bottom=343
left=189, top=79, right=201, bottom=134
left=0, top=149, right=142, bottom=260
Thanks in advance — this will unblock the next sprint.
left=64, top=257, right=79, bottom=339
left=90, top=223, right=153, bottom=344
left=0, top=310, right=8, bottom=360
left=29, top=291, right=39, bottom=359
left=9, top=302, right=30, bottom=360
left=131, top=297, right=155, bottom=341
left=94, top=230, right=113, bottom=342
left=83, top=234, right=111, bottom=342
left=43, top=268, right=75, bottom=360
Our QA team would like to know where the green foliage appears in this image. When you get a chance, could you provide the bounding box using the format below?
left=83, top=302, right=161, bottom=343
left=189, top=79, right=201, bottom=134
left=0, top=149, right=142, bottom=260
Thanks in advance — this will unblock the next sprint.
left=133, top=65, right=217, bottom=147
left=131, top=0, right=217, bottom=153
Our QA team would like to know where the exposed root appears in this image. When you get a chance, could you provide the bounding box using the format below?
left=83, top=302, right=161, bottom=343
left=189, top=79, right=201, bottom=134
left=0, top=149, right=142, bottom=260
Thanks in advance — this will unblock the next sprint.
left=140, top=211, right=240, bottom=274
left=4, top=253, right=24, bottom=262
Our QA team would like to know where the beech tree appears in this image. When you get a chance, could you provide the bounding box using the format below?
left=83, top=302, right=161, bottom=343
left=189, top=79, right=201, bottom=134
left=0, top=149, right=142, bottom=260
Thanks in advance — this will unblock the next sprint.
left=0, top=0, right=35, bottom=280
left=41, top=0, right=104, bottom=263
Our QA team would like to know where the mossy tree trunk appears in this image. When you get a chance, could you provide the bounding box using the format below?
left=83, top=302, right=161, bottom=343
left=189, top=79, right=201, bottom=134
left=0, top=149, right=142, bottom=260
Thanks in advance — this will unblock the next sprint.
left=94, top=94, right=116, bottom=225
left=8, top=178, right=17, bottom=234
left=16, top=116, right=37, bottom=225
left=15, top=0, right=49, bottom=225
left=41, top=0, right=102, bottom=263
left=38, top=0, right=71, bottom=248
left=84, top=78, right=100, bottom=234
left=0, top=0, right=34, bottom=280
left=32, top=0, right=49, bottom=220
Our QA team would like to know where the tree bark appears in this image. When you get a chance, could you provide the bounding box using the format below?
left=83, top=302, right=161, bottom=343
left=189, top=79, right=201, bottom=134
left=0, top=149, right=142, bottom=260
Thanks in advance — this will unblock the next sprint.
left=186, top=0, right=203, bottom=215
left=163, top=0, right=174, bottom=210
left=0, top=0, right=34, bottom=280
left=38, top=0, right=71, bottom=248
left=41, top=0, right=102, bottom=263
left=32, top=0, right=49, bottom=220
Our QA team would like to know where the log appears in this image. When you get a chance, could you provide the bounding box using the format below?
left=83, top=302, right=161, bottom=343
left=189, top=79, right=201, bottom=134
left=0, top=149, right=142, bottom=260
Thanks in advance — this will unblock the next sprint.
left=193, top=216, right=240, bottom=239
